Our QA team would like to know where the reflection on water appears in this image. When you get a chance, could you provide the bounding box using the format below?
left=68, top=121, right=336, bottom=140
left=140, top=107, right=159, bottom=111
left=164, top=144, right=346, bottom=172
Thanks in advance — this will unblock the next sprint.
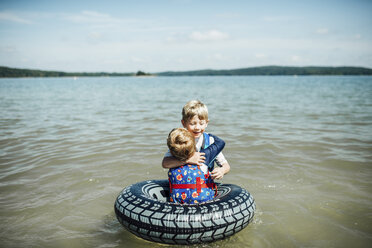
left=0, top=76, right=372, bottom=247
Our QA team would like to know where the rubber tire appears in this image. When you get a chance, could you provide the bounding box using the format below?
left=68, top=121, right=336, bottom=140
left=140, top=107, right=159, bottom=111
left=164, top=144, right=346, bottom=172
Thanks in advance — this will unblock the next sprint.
left=114, top=180, right=255, bottom=245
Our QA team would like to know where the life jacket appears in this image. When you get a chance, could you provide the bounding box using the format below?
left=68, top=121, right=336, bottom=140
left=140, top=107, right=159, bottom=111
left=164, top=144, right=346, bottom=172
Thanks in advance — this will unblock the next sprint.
left=168, top=133, right=217, bottom=204
left=201, top=132, right=216, bottom=171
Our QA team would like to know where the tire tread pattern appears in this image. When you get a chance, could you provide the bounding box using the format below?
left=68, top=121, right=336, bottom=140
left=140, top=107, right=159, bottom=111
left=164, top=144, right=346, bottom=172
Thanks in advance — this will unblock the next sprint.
left=115, top=180, right=255, bottom=244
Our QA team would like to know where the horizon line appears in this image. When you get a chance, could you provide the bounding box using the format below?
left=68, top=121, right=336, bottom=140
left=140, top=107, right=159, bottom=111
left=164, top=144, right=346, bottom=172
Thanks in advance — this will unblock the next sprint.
left=1, top=64, right=372, bottom=74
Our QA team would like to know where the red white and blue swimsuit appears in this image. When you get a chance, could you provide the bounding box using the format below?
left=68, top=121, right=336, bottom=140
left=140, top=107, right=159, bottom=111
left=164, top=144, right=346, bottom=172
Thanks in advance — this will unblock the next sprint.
left=168, top=133, right=225, bottom=204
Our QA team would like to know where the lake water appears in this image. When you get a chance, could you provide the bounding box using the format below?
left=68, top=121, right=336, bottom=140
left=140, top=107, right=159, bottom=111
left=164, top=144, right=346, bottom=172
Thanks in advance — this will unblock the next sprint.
left=0, top=76, right=371, bottom=247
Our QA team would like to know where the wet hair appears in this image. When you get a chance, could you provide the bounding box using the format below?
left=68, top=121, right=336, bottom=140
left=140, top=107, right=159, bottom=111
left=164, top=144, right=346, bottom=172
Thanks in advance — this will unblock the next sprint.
left=182, top=100, right=208, bottom=123
left=167, top=128, right=196, bottom=161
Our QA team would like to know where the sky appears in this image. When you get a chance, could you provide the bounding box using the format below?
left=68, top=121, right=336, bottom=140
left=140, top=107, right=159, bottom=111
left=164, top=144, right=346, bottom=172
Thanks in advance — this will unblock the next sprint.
left=0, top=0, right=371, bottom=73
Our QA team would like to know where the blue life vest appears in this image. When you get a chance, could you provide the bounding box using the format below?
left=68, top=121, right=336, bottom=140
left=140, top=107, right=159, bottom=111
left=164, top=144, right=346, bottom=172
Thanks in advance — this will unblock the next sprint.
left=168, top=133, right=224, bottom=204
left=168, top=165, right=216, bottom=204
left=201, top=132, right=216, bottom=171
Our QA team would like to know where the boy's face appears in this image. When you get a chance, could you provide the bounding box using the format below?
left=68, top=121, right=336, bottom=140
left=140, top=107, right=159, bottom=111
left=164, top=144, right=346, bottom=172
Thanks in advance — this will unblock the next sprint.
left=182, top=115, right=209, bottom=138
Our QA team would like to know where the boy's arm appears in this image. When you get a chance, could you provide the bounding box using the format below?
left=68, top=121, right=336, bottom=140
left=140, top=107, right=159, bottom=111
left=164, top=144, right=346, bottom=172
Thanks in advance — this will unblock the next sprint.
left=200, top=133, right=225, bottom=168
left=211, top=161, right=230, bottom=180
left=205, top=134, right=230, bottom=179
left=161, top=152, right=206, bottom=168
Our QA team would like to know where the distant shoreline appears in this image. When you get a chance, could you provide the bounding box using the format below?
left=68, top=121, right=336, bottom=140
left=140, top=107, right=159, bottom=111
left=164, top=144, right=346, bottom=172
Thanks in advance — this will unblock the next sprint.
left=1, top=65, right=372, bottom=78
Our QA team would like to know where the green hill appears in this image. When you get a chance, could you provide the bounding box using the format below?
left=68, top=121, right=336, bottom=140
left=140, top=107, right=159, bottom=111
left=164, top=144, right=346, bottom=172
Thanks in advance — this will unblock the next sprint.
left=0, top=66, right=134, bottom=78
left=1, top=65, right=372, bottom=78
left=157, top=66, right=372, bottom=76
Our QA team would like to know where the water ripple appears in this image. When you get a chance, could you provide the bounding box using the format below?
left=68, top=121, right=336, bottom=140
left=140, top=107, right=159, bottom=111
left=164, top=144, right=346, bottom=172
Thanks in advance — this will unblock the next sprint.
left=1, top=76, right=372, bottom=247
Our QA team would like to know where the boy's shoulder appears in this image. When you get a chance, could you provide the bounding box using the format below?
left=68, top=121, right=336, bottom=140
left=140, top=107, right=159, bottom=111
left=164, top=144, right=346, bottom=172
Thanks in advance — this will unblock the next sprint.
left=204, top=132, right=215, bottom=143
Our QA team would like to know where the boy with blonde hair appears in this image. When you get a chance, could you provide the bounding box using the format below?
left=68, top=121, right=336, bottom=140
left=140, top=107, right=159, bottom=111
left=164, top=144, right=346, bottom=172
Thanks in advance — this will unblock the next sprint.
left=162, top=100, right=230, bottom=180
left=166, top=128, right=225, bottom=204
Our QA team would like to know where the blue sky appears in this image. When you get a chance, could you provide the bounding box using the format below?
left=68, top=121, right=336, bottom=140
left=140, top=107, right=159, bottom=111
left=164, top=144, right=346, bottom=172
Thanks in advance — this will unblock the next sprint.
left=0, top=0, right=371, bottom=72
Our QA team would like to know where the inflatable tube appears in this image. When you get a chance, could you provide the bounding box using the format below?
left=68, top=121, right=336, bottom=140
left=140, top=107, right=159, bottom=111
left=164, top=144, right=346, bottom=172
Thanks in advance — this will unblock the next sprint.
left=114, top=180, right=255, bottom=245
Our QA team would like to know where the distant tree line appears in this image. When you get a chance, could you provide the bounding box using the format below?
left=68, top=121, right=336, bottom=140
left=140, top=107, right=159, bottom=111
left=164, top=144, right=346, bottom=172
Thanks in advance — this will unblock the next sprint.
left=157, top=66, right=372, bottom=76
left=135, top=70, right=152, bottom=76
left=1, top=65, right=372, bottom=78
left=0, top=66, right=135, bottom=78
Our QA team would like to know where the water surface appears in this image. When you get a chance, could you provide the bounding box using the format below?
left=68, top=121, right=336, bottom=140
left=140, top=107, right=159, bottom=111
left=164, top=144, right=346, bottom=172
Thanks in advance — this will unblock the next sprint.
left=0, top=76, right=371, bottom=247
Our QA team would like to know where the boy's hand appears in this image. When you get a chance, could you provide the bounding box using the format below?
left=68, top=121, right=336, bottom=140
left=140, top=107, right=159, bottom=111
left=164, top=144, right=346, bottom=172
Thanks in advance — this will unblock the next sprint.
left=211, top=167, right=225, bottom=180
left=211, top=162, right=230, bottom=180
left=186, top=152, right=205, bottom=166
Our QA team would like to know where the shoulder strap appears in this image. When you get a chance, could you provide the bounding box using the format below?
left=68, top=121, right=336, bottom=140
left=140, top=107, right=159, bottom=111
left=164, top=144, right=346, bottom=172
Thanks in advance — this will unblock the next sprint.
left=200, top=133, right=225, bottom=171
left=202, top=132, right=210, bottom=149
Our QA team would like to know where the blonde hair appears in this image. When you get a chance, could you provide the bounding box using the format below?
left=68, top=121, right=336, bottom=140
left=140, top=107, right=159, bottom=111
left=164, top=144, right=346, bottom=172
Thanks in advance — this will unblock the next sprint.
left=182, top=100, right=208, bottom=123
left=167, top=128, right=196, bottom=161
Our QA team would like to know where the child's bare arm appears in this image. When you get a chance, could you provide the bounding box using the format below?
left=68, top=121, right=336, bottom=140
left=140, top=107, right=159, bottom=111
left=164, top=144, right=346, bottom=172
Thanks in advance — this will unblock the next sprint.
left=162, top=152, right=206, bottom=168
left=211, top=161, right=230, bottom=180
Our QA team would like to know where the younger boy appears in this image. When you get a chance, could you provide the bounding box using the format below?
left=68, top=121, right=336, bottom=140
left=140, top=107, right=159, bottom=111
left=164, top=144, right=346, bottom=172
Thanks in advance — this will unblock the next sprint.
left=162, top=100, right=230, bottom=179
left=167, top=128, right=225, bottom=204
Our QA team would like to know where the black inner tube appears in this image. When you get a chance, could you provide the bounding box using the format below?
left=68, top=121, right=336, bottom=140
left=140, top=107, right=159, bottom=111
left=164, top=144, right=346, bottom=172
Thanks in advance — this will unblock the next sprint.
left=115, top=180, right=255, bottom=245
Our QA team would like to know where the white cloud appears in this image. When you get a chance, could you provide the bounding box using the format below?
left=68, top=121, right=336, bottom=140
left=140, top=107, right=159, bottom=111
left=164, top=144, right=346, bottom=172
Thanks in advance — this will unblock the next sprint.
left=316, top=28, right=329, bottom=34
left=255, top=53, right=267, bottom=59
left=63, top=10, right=118, bottom=24
left=262, top=15, right=298, bottom=22
left=62, top=10, right=141, bottom=29
left=215, top=12, right=241, bottom=19
left=0, top=12, right=33, bottom=24
left=189, top=30, right=229, bottom=42
left=131, top=56, right=147, bottom=63
left=88, top=31, right=103, bottom=39
left=291, top=55, right=301, bottom=62
left=208, top=53, right=224, bottom=61
left=0, top=46, right=17, bottom=53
